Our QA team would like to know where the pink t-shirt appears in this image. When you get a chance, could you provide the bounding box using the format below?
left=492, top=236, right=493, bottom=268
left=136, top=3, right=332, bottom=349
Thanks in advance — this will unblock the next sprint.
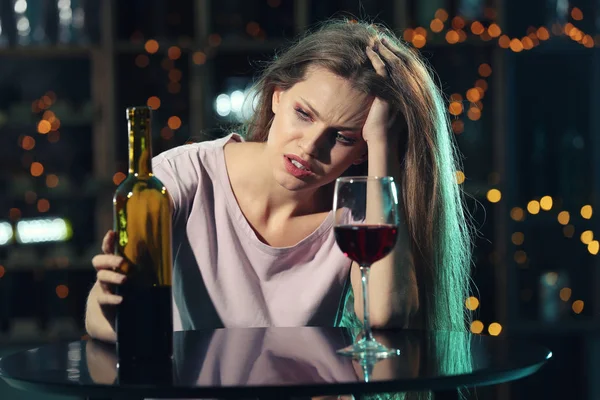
left=152, top=133, right=352, bottom=331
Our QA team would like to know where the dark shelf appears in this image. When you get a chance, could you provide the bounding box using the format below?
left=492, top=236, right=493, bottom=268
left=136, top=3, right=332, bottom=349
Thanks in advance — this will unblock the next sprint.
left=0, top=264, right=93, bottom=271
left=0, top=46, right=95, bottom=57
left=114, top=37, right=289, bottom=55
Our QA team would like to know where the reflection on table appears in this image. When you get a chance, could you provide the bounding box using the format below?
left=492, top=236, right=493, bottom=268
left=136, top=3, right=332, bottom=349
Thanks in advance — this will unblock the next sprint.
left=84, top=327, right=471, bottom=388
left=0, top=327, right=551, bottom=399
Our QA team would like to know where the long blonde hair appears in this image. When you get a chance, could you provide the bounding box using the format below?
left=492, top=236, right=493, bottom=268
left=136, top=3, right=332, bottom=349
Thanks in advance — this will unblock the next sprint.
left=240, top=19, right=473, bottom=333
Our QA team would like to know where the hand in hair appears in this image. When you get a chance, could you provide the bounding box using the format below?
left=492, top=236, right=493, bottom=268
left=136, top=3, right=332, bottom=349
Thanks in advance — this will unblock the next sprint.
left=353, top=36, right=421, bottom=329
left=362, top=37, right=402, bottom=147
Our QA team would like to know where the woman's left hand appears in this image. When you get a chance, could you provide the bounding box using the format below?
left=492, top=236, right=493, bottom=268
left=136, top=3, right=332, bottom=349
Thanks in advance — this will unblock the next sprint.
left=362, top=38, right=401, bottom=146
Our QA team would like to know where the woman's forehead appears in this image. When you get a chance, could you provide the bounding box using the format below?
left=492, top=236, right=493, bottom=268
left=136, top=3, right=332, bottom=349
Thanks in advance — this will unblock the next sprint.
left=291, top=67, right=371, bottom=111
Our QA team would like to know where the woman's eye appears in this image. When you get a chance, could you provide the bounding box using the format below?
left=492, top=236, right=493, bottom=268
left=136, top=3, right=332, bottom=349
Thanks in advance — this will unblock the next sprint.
left=294, top=107, right=311, bottom=121
left=335, top=133, right=356, bottom=145
left=293, top=107, right=356, bottom=145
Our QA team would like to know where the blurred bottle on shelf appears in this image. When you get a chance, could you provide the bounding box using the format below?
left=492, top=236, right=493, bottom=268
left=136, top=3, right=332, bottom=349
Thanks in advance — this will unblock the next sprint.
left=0, top=0, right=101, bottom=47
left=456, top=0, right=485, bottom=21
left=81, top=0, right=100, bottom=44
left=414, top=0, right=446, bottom=27
left=42, top=0, right=59, bottom=44
left=0, top=0, right=18, bottom=46
left=546, top=0, right=569, bottom=26
left=539, top=270, right=570, bottom=323
left=213, top=0, right=294, bottom=40
left=116, top=0, right=191, bottom=43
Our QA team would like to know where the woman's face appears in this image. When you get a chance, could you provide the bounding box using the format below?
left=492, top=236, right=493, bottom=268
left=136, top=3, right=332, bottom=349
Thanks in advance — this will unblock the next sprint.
left=267, top=66, right=372, bottom=193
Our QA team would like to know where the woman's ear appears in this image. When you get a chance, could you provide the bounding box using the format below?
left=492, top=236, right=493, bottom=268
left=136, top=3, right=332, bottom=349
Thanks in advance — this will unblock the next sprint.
left=272, top=87, right=283, bottom=114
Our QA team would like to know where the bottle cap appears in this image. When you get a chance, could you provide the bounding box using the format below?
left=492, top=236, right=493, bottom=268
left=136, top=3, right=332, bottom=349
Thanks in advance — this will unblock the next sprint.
left=126, top=106, right=151, bottom=120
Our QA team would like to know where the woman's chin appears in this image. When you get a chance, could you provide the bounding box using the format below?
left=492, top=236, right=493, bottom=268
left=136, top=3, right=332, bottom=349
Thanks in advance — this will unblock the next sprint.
left=274, top=170, right=316, bottom=192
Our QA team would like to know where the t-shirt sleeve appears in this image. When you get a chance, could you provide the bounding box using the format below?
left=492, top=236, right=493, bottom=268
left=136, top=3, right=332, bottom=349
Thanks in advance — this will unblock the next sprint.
left=152, top=146, right=200, bottom=222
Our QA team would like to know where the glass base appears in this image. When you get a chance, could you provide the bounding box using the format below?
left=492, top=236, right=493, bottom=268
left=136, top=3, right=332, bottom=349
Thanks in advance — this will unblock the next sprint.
left=337, top=337, right=401, bottom=359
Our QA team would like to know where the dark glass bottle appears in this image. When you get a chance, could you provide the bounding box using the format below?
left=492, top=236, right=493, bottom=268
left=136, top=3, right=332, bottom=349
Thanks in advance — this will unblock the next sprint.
left=113, top=106, right=173, bottom=374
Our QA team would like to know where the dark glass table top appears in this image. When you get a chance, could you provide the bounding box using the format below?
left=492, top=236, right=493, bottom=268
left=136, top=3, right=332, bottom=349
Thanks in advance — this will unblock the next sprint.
left=0, top=327, right=551, bottom=399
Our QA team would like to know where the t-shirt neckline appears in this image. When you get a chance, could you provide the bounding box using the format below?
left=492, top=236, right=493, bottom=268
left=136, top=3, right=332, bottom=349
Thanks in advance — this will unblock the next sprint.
left=215, top=133, right=334, bottom=256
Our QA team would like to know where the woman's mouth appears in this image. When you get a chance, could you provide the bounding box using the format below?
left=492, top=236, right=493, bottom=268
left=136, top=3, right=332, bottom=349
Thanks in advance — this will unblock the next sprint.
left=290, top=159, right=308, bottom=170
left=283, top=155, right=314, bottom=178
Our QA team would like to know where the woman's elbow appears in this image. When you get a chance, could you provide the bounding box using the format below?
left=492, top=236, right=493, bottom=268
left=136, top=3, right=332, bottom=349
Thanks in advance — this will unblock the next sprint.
left=369, top=310, right=412, bottom=329
left=368, top=293, right=420, bottom=329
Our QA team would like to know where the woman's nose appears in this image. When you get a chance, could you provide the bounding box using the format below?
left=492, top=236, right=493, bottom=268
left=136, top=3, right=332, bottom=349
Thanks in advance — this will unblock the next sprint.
left=298, top=128, right=327, bottom=158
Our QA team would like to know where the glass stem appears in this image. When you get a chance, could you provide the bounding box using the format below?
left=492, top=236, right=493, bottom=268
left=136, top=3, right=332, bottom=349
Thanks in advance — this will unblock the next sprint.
left=361, top=358, right=375, bottom=382
left=360, top=265, right=374, bottom=343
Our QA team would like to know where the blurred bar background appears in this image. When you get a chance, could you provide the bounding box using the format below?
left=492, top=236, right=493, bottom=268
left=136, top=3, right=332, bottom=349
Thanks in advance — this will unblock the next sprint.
left=0, top=0, right=599, bottom=399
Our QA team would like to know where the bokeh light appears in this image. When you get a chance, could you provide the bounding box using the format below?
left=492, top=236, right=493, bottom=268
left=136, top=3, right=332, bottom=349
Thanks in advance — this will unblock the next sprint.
left=510, top=207, right=525, bottom=221
left=572, top=300, right=584, bottom=314
left=470, top=320, right=484, bottom=334
left=527, top=200, right=540, bottom=214
left=557, top=211, right=570, bottom=225
left=147, top=96, right=161, bottom=110
left=30, top=162, right=44, bottom=177
left=465, top=296, right=479, bottom=310
left=56, top=285, right=69, bottom=299
left=487, top=189, right=501, bottom=203
left=113, top=172, right=126, bottom=185
left=145, top=39, right=159, bottom=54
left=511, top=232, right=524, bottom=245
left=580, top=230, right=593, bottom=245
left=488, top=322, right=502, bottom=336
left=168, top=116, right=182, bottom=130
left=581, top=205, right=593, bottom=219
left=540, top=196, right=553, bottom=211
left=560, top=287, right=572, bottom=302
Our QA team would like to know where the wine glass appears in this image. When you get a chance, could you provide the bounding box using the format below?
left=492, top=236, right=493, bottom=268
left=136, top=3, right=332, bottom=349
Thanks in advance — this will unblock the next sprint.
left=333, top=176, right=401, bottom=359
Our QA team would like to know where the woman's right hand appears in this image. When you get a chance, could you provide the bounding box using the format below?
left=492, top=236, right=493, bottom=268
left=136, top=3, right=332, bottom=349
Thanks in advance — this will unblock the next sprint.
left=91, top=230, right=127, bottom=321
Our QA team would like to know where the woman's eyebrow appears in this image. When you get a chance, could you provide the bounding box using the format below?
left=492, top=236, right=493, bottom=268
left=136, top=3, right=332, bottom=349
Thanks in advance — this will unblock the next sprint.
left=298, top=97, right=363, bottom=131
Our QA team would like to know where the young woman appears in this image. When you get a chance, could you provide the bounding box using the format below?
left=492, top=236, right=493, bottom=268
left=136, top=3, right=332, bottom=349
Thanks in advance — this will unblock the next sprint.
left=85, top=19, right=472, bottom=344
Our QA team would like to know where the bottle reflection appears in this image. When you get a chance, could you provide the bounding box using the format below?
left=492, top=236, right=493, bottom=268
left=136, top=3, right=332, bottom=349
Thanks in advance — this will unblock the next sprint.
left=117, top=357, right=174, bottom=386
left=66, top=342, right=82, bottom=382
left=85, top=340, right=173, bottom=386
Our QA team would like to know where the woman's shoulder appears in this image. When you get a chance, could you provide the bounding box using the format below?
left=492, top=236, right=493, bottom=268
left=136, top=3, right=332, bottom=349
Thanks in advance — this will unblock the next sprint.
left=152, top=132, right=244, bottom=169
left=150, top=133, right=243, bottom=215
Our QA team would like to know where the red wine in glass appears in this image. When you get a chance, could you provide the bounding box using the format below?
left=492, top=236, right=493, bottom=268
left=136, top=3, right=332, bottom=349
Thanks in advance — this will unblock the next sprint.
left=334, top=224, right=398, bottom=266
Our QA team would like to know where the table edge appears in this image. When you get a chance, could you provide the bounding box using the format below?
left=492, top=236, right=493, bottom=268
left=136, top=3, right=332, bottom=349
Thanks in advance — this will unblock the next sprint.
left=0, top=358, right=549, bottom=398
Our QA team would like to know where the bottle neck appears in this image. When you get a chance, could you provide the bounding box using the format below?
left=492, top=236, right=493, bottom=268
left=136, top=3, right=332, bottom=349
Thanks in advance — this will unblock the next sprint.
left=128, top=116, right=153, bottom=177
